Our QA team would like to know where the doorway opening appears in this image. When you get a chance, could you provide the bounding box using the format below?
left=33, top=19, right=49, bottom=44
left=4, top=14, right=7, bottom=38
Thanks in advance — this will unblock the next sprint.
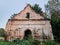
left=24, top=29, right=32, bottom=40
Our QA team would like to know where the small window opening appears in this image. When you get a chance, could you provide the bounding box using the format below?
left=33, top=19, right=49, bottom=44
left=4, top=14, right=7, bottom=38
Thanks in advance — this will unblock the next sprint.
left=26, top=12, right=30, bottom=19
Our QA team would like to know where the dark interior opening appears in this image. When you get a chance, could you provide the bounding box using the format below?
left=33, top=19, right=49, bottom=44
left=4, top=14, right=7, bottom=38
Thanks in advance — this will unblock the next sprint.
left=24, top=29, right=32, bottom=40
left=26, top=12, right=30, bottom=19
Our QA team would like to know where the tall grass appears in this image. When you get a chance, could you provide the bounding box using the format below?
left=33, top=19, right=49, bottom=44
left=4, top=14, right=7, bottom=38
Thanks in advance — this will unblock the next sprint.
left=0, top=38, right=60, bottom=45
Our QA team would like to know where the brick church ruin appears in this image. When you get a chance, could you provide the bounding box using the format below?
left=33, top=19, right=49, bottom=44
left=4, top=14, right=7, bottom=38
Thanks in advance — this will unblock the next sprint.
left=5, top=4, right=54, bottom=41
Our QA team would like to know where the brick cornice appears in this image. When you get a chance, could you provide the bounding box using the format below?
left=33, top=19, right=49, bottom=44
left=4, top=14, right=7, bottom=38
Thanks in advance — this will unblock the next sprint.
left=8, top=19, right=50, bottom=21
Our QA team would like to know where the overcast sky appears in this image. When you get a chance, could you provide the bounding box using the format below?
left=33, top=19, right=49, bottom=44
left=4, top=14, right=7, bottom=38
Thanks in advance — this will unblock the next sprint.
left=0, top=0, right=48, bottom=28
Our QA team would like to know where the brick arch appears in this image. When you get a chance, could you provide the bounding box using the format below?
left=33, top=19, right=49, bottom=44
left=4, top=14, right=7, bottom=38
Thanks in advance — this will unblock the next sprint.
left=24, top=29, right=32, bottom=39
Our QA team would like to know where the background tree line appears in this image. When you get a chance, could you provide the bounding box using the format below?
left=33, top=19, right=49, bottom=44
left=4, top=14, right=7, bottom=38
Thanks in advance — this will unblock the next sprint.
left=45, top=0, right=60, bottom=42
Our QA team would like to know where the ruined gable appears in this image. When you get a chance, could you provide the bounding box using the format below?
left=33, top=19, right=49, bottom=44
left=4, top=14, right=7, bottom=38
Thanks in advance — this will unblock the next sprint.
left=12, top=4, right=44, bottom=19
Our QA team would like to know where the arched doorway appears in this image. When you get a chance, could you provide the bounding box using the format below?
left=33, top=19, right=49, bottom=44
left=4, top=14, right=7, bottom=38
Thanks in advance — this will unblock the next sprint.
left=24, top=29, right=32, bottom=40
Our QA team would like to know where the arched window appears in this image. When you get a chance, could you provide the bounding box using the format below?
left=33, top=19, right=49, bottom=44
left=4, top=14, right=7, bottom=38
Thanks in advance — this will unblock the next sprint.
left=26, top=12, right=30, bottom=19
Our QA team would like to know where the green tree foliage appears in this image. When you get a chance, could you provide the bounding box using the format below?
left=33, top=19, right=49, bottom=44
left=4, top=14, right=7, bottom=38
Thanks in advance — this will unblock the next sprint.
left=45, top=0, right=60, bottom=18
left=0, top=28, right=5, bottom=37
left=0, top=28, right=7, bottom=39
left=51, top=14, right=60, bottom=42
left=10, top=13, right=17, bottom=19
left=45, top=0, right=60, bottom=11
left=45, top=0, right=60, bottom=42
left=32, top=4, right=43, bottom=15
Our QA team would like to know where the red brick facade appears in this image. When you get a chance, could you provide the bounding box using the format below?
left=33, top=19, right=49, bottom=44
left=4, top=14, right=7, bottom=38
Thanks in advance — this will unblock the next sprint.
left=5, top=4, right=54, bottom=41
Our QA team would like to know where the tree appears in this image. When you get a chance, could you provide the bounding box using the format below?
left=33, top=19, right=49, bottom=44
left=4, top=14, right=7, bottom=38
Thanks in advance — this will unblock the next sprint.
left=10, top=13, right=17, bottom=19
left=51, top=14, right=60, bottom=42
left=0, top=28, right=7, bottom=40
left=45, top=0, right=60, bottom=18
left=32, top=4, right=43, bottom=15
left=45, top=0, right=60, bottom=42
left=0, top=28, right=5, bottom=37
